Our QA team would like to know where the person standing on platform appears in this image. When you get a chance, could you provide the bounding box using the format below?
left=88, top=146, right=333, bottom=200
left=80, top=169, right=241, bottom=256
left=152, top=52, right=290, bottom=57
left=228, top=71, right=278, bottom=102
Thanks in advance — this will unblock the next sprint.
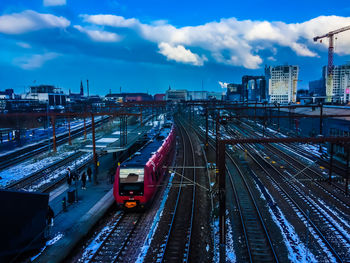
left=66, top=168, right=72, bottom=186
left=47, top=206, right=54, bottom=226
left=87, top=167, right=92, bottom=182
left=81, top=171, right=87, bottom=189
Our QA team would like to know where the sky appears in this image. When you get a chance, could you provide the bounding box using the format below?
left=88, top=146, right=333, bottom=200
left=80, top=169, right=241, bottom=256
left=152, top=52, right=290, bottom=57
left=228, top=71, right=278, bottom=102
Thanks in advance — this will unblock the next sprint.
left=0, top=0, right=350, bottom=95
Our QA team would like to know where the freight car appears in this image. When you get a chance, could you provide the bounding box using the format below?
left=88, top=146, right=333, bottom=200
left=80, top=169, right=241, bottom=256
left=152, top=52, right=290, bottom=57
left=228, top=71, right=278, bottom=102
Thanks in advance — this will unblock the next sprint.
left=113, top=125, right=176, bottom=209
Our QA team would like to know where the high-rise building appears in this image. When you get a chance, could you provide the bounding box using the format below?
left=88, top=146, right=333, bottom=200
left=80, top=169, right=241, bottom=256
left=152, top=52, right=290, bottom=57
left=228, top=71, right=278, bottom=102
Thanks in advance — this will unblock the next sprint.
left=324, top=63, right=350, bottom=103
left=241, top=76, right=266, bottom=101
left=226, top=83, right=242, bottom=101
left=265, top=65, right=299, bottom=104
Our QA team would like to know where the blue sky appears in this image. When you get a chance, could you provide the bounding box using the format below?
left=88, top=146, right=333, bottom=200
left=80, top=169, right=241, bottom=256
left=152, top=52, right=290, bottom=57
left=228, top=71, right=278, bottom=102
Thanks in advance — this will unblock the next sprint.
left=0, top=0, right=349, bottom=95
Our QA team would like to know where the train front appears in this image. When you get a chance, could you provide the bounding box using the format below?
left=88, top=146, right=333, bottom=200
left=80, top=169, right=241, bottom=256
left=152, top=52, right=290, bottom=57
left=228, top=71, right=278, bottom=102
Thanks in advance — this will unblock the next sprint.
left=113, top=165, right=146, bottom=209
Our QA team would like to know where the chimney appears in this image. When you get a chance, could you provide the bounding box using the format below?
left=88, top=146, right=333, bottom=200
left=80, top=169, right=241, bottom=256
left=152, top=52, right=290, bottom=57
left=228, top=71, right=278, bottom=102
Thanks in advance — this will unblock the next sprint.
left=80, top=81, right=84, bottom=96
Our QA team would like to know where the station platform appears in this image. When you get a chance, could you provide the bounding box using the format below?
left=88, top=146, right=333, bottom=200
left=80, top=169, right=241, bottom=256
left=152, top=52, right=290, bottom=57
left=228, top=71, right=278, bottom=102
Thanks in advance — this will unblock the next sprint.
left=32, top=151, right=115, bottom=263
left=31, top=120, right=157, bottom=263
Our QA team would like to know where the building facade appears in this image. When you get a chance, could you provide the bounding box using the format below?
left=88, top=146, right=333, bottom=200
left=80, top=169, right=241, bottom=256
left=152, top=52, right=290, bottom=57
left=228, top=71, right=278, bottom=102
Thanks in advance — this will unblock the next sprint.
left=188, top=91, right=207, bottom=100
left=324, top=63, right=350, bottom=103
left=22, top=85, right=67, bottom=106
left=226, top=83, right=242, bottom=101
left=265, top=65, right=299, bottom=104
left=165, top=89, right=188, bottom=101
left=241, top=76, right=266, bottom=102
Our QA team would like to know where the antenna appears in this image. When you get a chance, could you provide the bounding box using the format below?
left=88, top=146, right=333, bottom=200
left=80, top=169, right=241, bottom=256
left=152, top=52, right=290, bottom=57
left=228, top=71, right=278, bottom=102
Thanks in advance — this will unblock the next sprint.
left=87, top=79, right=89, bottom=97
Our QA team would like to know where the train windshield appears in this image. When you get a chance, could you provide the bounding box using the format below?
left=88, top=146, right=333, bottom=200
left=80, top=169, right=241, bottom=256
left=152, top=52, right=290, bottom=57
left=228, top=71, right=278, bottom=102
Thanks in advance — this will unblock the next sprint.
left=119, top=168, right=144, bottom=196
left=119, top=168, right=144, bottom=183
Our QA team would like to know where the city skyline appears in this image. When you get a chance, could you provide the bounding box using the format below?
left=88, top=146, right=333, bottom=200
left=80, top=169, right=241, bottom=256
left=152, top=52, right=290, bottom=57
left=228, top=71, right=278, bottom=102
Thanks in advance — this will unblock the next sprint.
left=0, top=0, right=350, bottom=95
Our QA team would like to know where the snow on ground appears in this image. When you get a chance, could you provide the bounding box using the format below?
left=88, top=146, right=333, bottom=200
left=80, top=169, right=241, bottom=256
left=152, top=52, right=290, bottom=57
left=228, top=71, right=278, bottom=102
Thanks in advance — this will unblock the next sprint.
left=275, top=144, right=315, bottom=165
left=0, top=145, right=75, bottom=187
left=27, top=153, right=92, bottom=191
left=96, top=138, right=118, bottom=143
left=79, top=212, right=122, bottom=262
left=252, top=177, right=318, bottom=262
left=307, top=193, right=350, bottom=251
left=261, top=173, right=338, bottom=262
left=299, top=143, right=327, bottom=158
left=226, top=211, right=237, bottom=263
left=135, top=172, right=175, bottom=263
left=30, top=232, right=63, bottom=262
left=213, top=218, right=219, bottom=263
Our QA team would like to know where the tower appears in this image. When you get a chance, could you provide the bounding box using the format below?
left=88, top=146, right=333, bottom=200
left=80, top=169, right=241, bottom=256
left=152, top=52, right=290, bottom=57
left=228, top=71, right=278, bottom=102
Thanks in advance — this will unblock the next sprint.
left=80, top=81, right=84, bottom=96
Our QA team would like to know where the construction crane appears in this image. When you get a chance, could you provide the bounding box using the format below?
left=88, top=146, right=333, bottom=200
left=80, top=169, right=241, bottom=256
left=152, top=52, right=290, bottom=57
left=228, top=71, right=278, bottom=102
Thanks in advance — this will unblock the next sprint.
left=314, top=25, right=350, bottom=101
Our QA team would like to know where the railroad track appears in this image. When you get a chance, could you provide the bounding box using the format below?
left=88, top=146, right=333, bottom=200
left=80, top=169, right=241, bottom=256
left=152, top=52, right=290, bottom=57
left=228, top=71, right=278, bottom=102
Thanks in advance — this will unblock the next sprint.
left=156, top=120, right=196, bottom=262
left=188, top=118, right=279, bottom=262
left=239, top=120, right=348, bottom=187
left=235, top=137, right=350, bottom=262
left=0, top=117, right=108, bottom=171
left=5, top=151, right=87, bottom=191
left=229, top=123, right=350, bottom=207
left=222, top=123, right=350, bottom=261
left=88, top=212, right=142, bottom=263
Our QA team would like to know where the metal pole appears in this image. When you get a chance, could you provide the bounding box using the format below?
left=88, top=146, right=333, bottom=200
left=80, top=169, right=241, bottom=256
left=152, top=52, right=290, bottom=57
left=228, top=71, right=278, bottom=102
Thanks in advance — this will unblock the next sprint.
left=91, top=114, right=98, bottom=183
left=68, top=117, right=72, bottom=145
left=140, top=107, right=143, bottom=127
left=205, top=106, right=209, bottom=150
left=346, top=145, right=349, bottom=195
left=278, top=104, right=280, bottom=131
left=218, top=141, right=226, bottom=263
left=51, top=115, right=56, bottom=152
left=125, top=116, right=128, bottom=145
left=216, top=115, right=220, bottom=166
left=47, top=103, right=50, bottom=152
left=319, top=103, right=323, bottom=135
left=254, top=102, right=257, bottom=123
left=329, top=143, right=334, bottom=184
left=84, top=116, right=86, bottom=140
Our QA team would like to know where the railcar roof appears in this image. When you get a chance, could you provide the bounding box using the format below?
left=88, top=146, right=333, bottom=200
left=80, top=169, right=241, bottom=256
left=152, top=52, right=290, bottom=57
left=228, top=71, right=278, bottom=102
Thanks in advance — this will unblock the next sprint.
left=121, top=126, right=172, bottom=167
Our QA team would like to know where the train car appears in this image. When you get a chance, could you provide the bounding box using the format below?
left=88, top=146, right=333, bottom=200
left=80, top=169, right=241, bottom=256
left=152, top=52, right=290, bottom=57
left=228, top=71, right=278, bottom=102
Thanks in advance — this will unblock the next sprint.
left=113, top=125, right=176, bottom=209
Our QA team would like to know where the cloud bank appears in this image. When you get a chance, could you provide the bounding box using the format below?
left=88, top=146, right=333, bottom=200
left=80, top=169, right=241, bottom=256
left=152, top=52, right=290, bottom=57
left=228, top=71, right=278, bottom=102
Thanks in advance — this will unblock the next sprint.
left=0, top=10, right=70, bottom=34
left=13, top=52, right=60, bottom=70
left=81, top=14, right=350, bottom=68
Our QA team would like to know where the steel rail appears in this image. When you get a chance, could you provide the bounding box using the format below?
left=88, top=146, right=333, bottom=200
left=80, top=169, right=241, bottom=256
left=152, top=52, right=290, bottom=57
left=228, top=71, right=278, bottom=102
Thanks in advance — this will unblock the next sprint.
left=88, top=213, right=141, bottom=263
left=240, top=142, right=345, bottom=262
left=159, top=120, right=196, bottom=263
left=191, top=118, right=278, bottom=262
left=229, top=123, right=349, bottom=204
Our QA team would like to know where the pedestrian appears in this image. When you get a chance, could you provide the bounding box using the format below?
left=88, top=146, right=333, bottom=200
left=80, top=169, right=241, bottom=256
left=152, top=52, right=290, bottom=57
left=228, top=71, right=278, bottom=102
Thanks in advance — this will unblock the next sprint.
left=47, top=205, right=54, bottom=226
left=71, top=170, right=78, bottom=182
left=81, top=171, right=87, bottom=189
left=66, top=168, right=72, bottom=186
left=87, top=167, right=92, bottom=182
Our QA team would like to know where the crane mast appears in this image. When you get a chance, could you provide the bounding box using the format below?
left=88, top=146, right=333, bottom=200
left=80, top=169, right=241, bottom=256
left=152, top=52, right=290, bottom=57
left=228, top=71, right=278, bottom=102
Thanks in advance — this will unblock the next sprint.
left=314, top=25, right=350, bottom=102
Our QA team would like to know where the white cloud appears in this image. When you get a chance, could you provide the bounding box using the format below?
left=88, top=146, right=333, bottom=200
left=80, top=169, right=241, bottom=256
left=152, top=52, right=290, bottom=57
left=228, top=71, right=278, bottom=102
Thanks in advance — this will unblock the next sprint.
left=0, top=10, right=70, bottom=34
left=17, top=42, right=31, bottom=49
left=218, top=81, right=229, bottom=89
left=43, top=0, right=66, bottom=6
left=81, top=14, right=138, bottom=28
left=14, top=52, right=60, bottom=70
left=158, top=42, right=207, bottom=66
left=74, top=25, right=120, bottom=42
left=81, top=14, right=350, bottom=68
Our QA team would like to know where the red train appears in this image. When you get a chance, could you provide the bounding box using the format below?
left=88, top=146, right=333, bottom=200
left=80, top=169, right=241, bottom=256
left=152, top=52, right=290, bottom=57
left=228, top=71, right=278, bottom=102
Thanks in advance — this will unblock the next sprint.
left=113, top=126, right=176, bottom=209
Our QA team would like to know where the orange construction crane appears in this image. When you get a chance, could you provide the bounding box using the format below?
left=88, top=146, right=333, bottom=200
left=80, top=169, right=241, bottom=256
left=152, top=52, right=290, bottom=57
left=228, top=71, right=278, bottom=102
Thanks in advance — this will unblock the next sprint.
left=314, top=25, right=350, bottom=101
